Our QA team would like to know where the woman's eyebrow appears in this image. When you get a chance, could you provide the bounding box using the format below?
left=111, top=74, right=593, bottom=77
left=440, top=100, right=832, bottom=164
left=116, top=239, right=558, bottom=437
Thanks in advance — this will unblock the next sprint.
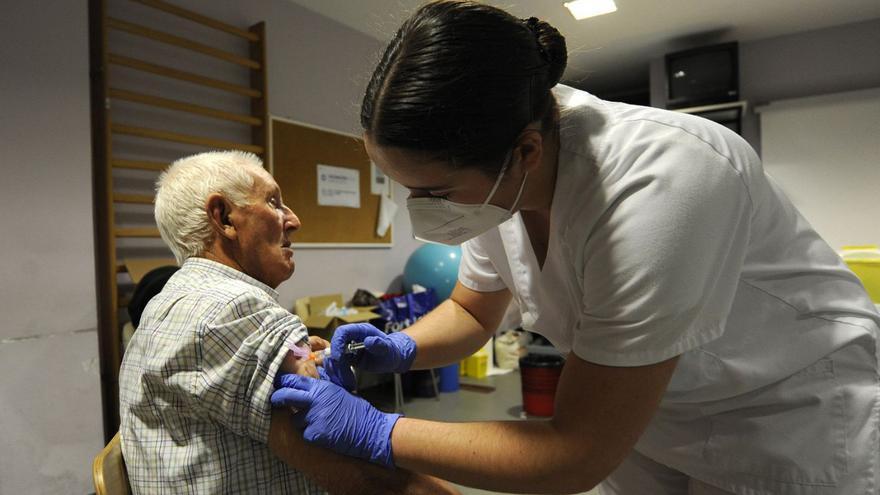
left=401, top=181, right=453, bottom=191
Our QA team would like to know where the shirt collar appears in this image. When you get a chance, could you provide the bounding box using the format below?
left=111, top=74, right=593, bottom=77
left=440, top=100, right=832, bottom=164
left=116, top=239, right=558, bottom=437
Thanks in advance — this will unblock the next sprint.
left=552, top=85, right=603, bottom=241
left=182, top=257, right=280, bottom=301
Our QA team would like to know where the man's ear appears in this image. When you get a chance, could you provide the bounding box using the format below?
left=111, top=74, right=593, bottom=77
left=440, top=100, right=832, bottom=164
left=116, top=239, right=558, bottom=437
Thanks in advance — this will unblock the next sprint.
left=206, top=193, right=237, bottom=241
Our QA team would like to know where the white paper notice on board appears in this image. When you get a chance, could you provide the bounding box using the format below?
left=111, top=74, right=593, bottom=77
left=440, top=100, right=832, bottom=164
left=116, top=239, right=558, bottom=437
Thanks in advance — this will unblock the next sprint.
left=371, top=161, right=389, bottom=196
left=317, top=164, right=360, bottom=208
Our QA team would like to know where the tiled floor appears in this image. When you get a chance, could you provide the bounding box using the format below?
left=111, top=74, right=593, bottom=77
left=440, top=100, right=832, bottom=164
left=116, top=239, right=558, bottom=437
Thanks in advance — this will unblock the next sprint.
left=392, top=370, right=600, bottom=495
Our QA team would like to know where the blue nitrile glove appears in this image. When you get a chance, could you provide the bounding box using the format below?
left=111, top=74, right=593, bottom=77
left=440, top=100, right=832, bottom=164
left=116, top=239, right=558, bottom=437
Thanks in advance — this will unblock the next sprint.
left=271, top=373, right=401, bottom=467
left=331, top=323, right=417, bottom=374
left=317, top=355, right=356, bottom=392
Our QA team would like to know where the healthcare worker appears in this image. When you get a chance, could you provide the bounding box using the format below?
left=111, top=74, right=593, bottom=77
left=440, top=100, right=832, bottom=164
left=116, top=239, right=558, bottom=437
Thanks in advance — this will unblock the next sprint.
left=272, top=2, right=880, bottom=493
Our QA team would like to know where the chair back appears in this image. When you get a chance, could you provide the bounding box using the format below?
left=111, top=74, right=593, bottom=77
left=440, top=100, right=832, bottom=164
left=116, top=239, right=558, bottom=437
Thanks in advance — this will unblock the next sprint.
left=92, top=432, right=131, bottom=495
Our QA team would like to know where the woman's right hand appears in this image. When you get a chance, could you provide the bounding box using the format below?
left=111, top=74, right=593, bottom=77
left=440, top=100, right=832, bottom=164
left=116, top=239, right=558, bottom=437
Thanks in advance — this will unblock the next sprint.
left=331, top=323, right=417, bottom=374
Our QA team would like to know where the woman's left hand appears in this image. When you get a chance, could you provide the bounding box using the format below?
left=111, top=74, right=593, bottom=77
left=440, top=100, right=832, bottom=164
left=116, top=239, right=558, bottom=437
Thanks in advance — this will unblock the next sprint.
left=317, top=355, right=357, bottom=391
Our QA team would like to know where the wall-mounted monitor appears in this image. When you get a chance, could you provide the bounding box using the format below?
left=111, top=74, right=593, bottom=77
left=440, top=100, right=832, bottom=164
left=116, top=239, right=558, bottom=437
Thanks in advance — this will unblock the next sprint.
left=666, top=42, right=739, bottom=109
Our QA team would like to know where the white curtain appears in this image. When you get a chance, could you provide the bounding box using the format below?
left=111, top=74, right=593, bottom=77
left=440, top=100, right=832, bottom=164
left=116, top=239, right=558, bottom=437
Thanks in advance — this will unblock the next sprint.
left=757, top=87, right=880, bottom=249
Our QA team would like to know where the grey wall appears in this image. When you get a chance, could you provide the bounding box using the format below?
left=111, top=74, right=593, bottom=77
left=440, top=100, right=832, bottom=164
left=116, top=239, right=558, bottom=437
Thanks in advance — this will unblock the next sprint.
left=0, top=1, right=104, bottom=493
left=650, top=18, right=880, bottom=153
left=0, top=0, right=415, bottom=492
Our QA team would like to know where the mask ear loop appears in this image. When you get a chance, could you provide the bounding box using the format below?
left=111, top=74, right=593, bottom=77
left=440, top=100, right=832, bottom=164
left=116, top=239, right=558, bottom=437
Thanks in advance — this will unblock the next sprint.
left=481, top=149, right=515, bottom=208
left=509, top=170, right=529, bottom=213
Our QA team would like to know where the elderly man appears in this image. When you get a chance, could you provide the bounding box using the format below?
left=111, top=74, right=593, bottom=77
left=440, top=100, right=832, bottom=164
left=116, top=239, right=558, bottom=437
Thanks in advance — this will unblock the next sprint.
left=118, top=150, right=456, bottom=494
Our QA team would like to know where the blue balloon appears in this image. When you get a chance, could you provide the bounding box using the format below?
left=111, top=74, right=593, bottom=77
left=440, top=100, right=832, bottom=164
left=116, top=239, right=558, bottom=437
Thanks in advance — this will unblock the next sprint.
left=403, top=244, right=462, bottom=301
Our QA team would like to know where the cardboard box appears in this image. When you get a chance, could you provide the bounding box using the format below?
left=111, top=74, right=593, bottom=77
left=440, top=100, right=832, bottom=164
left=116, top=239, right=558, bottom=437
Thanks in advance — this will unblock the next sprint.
left=294, top=293, right=381, bottom=341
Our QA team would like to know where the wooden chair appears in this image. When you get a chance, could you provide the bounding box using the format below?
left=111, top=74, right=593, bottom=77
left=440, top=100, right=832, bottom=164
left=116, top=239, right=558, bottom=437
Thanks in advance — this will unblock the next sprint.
left=92, top=432, right=132, bottom=495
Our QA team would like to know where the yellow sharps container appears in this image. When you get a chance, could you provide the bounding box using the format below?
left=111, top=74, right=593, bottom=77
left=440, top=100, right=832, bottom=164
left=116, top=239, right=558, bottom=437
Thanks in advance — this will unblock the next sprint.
left=840, top=245, right=880, bottom=303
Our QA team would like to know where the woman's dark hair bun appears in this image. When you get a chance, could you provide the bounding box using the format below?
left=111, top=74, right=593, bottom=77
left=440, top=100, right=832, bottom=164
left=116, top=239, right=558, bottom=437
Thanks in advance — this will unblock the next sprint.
left=361, top=1, right=569, bottom=174
left=523, top=17, right=568, bottom=89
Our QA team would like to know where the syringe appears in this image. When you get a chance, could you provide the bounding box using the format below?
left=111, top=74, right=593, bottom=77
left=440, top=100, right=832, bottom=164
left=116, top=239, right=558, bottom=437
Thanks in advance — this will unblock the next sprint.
left=345, top=341, right=366, bottom=354
left=307, top=341, right=366, bottom=361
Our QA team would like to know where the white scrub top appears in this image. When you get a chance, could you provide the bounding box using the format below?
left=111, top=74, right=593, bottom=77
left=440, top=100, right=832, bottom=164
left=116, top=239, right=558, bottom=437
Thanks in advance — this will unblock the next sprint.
left=459, top=84, right=880, bottom=404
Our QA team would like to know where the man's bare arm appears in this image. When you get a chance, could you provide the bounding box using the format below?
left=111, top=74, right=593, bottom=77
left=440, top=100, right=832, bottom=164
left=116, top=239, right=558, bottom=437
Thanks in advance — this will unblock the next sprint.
left=268, top=409, right=460, bottom=495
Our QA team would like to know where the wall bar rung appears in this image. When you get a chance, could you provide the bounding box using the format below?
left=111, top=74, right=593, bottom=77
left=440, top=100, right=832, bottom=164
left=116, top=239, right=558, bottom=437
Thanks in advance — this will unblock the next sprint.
left=113, top=193, right=154, bottom=204
left=111, top=123, right=264, bottom=153
left=109, top=88, right=261, bottom=126
left=132, top=0, right=260, bottom=42
left=108, top=54, right=261, bottom=98
left=107, top=17, right=260, bottom=69
left=115, top=227, right=162, bottom=238
left=112, top=159, right=168, bottom=171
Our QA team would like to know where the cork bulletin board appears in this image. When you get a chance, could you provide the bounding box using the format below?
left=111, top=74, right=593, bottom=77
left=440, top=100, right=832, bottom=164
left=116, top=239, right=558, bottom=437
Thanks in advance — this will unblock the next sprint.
left=269, top=116, right=393, bottom=247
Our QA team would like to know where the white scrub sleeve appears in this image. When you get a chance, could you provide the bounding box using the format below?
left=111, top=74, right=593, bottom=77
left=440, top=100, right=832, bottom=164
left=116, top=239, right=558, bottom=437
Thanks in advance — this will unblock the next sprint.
left=459, top=236, right=508, bottom=292
left=572, top=123, right=754, bottom=367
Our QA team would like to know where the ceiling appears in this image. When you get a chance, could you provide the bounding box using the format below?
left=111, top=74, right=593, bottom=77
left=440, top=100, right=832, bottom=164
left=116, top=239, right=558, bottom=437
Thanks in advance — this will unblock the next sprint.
left=288, top=0, right=880, bottom=95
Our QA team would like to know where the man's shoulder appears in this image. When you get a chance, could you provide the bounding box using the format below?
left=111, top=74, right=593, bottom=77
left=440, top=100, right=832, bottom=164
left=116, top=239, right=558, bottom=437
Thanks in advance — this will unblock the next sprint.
left=173, top=262, right=277, bottom=303
left=143, top=273, right=276, bottom=331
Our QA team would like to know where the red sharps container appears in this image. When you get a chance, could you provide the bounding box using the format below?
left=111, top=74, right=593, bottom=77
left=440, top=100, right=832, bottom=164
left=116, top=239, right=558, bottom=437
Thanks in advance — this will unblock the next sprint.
left=519, top=353, right=565, bottom=417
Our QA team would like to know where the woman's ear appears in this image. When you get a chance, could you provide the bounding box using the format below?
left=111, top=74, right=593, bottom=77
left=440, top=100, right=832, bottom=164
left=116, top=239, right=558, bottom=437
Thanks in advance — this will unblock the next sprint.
left=515, top=129, right=545, bottom=175
left=206, top=193, right=237, bottom=241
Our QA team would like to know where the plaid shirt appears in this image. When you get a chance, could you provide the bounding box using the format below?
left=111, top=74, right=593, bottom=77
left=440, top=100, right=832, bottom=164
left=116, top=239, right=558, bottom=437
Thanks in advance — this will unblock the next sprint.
left=119, top=257, right=323, bottom=494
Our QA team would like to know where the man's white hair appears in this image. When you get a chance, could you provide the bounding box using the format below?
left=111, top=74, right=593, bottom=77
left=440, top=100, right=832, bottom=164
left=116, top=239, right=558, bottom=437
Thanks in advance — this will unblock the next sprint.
left=155, top=150, right=267, bottom=264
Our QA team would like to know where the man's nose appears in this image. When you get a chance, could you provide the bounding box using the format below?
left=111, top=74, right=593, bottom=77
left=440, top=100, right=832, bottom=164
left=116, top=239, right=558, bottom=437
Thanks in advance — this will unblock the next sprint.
left=284, top=208, right=301, bottom=231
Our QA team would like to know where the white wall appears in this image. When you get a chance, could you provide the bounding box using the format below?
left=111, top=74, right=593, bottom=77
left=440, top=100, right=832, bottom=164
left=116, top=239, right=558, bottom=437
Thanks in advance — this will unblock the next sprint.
left=0, top=1, right=103, bottom=493
left=758, top=88, right=880, bottom=249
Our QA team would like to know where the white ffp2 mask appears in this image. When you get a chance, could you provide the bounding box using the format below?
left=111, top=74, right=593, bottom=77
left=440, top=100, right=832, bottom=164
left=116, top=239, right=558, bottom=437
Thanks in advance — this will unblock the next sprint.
left=406, top=152, right=528, bottom=245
